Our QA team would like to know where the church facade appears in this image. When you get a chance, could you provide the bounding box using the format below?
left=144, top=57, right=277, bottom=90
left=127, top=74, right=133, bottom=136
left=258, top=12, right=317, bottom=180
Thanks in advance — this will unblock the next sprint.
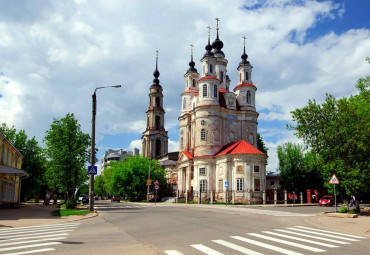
left=176, top=23, right=267, bottom=203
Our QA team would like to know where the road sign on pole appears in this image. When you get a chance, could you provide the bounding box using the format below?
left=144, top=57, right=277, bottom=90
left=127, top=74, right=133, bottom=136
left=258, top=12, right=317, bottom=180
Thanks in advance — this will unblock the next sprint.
left=147, top=179, right=152, bottom=186
left=225, top=181, right=228, bottom=188
left=329, top=174, right=339, bottom=184
left=88, top=166, right=97, bottom=175
left=329, top=174, right=339, bottom=212
left=155, top=185, right=159, bottom=190
left=154, top=180, right=159, bottom=186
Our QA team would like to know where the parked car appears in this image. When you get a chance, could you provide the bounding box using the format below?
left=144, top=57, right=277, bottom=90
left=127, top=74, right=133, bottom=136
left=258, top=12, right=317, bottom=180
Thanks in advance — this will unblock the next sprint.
left=78, top=194, right=89, bottom=204
left=111, top=196, right=121, bottom=202
left=319, top=195, right=334, bottom=206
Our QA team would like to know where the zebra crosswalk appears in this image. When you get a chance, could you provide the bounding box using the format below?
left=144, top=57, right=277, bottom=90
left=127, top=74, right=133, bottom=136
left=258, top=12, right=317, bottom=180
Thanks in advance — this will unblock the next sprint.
left=0, top=223, right=79, bottom=255
left=164, top=225, right=366, bottom=255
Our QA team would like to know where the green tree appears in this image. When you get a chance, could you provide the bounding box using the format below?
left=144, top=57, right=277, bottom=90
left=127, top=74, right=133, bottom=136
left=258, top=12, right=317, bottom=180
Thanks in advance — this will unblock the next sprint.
left=257, top=133, right=268, bottom=156
left=0, top=123, right=47, bottom=199
left=94, top=175, right=107, bottom=197
left=289, top=76, right=370, bottom=209
left=105, top=155, right=166, bottom=201
left=44, top=113, right=90, bottom=204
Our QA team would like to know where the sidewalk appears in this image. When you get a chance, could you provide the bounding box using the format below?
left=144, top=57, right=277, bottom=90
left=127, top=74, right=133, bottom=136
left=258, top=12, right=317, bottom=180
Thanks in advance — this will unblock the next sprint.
left=0, top=202, right=97, bottom=228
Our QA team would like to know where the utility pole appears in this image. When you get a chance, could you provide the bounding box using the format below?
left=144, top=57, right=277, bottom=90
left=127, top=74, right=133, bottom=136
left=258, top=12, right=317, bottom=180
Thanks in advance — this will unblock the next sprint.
left=89, top=85, right=121, bottom=212
left=147, top=156, right=151, bottom=202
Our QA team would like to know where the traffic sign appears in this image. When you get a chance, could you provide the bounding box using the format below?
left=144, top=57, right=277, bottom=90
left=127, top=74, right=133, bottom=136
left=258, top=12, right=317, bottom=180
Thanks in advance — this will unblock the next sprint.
left=154, top=180, right=159, bottom=186
left=225, top=181, right=228, bottom=188
left=155, top=185, right=159, bottom=190
left=88, top=166, right=97, bottom=175
left=329, top=174, right=339, bottom=184
left=147, top=179, right=152, bottom=186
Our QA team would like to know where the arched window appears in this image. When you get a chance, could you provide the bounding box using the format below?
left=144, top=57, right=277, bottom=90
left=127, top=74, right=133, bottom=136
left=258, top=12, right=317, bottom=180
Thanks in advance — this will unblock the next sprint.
left=245, top=72, right=249, bottom=81
left=220, top=71, right=224, bottom=82
left=239, top=73, right=242, bottom=82
left=147, top=116, right=149, bottom=126
left=192, top=79, right=196, bottom=87
left=155, top=116, right=161, bottom=129
left=183, top=97, right=187, bottom=110
left=203, top=84, right=207, bottom=97
left=156, top=97, right=160, bottom=107
left=180, top=138, right=183, bottom=148
left=201, top=129, right=206, bottom=141
left=246, top=91, right=251, bottom=105
left=209, top=64, right=213, bottom=73
left=214, top=84, right=218, bottom=98
left=155, top=139, right=161, bottom=158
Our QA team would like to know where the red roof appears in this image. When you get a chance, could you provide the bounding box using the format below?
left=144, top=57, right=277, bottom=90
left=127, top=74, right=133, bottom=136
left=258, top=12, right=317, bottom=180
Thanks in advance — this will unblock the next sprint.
left=233, top=83, right=256, bottom=91
left=219, top=88, right=228, bottom=93
left=183, top=151, right=193, bottom=159
left=198, top=76, right=219, bottom=82
left=216, top=140, right=266, bottom=157
left=218, top=89, right=241, bottom=110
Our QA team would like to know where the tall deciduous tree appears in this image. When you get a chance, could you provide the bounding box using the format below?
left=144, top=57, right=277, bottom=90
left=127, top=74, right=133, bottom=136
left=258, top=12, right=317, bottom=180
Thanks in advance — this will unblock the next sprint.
left=104, top=155, right=166, bottom=201
left=0, top=123, right=47, bottom=199
left=289, top=75, right=370, bottom=208
left=44, top=113, right=90, bottom=202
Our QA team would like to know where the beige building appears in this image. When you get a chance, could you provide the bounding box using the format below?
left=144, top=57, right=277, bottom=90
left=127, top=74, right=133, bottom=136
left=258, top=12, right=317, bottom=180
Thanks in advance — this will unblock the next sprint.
left=176, top=24, right=267, bottom=203
left=0, top=132, right=28, bottom=207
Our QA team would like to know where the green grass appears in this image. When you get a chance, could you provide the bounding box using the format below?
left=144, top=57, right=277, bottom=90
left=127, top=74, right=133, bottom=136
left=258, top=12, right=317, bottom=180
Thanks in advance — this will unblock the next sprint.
left=52, top=209, right=92, bottom=217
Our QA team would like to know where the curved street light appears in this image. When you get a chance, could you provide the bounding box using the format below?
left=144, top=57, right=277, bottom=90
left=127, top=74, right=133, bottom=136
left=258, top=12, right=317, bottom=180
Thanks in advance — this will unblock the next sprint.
left=89, top=84, right=121, bottom=212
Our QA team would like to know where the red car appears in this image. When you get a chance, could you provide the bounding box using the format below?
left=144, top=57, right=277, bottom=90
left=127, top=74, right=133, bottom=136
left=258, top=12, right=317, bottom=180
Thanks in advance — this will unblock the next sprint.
left=319, top=195, right=334, bottom=206
left=111, top=196, right=121, bottom=202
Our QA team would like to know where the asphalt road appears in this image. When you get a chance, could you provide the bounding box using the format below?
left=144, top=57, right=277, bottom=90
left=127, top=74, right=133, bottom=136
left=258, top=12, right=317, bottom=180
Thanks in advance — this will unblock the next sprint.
left=2, top=201, right=368, bottom=255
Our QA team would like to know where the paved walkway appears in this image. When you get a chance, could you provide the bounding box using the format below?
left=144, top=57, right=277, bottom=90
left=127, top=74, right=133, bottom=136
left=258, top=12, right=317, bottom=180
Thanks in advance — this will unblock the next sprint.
left=0, top=203, right=96, bottom=228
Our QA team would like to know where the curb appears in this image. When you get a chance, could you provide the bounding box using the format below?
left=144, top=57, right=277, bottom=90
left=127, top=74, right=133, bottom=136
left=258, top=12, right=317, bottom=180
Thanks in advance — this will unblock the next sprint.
left=60, top=211, right=99, bottom=223
left=325, top=212, right=358, bottom=218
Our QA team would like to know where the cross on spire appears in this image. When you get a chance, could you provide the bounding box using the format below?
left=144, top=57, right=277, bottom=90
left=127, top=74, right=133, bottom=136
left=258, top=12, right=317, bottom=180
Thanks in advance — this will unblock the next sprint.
left=155, top=50, right=159, bottom=69
left=242, top=36, right=247, bottom=46
left=215, top=18, right=220, bottom=31
left=190, top=44, right=194, bottom=55
left=207, top=26, right=211, bottom=38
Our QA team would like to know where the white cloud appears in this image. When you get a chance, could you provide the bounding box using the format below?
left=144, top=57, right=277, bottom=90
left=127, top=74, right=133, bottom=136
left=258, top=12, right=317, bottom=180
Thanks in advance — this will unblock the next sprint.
left=0, top=0, right=368, bottom=173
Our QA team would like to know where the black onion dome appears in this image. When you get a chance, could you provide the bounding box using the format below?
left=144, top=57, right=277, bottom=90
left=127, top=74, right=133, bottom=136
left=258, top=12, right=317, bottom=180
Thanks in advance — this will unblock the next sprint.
left=203, top=37, right=214, bottom=57
left=212, top=30, right=224, bottom=54
left=239, top=45, right=250, bottom=67
left=153, top=69, right=160, bottom=78
left=188, top=55, right=197, bottom=72
left=152, top=63, right=160, bottom=86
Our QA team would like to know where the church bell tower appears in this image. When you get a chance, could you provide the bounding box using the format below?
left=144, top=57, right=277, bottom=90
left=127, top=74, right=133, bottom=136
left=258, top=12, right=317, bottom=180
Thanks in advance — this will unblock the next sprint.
left=142, top=51, right=168, bottom=159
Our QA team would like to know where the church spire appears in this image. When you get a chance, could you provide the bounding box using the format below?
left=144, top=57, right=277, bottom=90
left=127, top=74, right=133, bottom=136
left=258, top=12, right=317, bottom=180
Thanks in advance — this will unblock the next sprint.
left=153, top=50, right=160, bottom=86
left=204, top=26, right=213, bottom=57
left=239, top=36, right=250, bottom=67
left=188, top=44, right=197, bottom=72
left=212, top=17, right=224, bottom=55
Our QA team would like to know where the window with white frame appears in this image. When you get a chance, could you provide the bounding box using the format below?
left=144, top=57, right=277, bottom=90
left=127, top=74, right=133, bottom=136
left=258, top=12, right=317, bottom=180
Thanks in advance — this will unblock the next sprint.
left=254, top=178, right=260, bottom=191
left=200, top=180, right=207, bottom=192
left=199, top=167, right=206, bottom=176
left=246, top=91, right=251, bottom=105
left=214, top=84, right=218, bottom=98
left=203, top=84, right=207, bottom=97
left=237, top=178, right=244, bottom=191
left=200, top=129, right=206, bottom=141
left=183, top=97, right=186, bottom=110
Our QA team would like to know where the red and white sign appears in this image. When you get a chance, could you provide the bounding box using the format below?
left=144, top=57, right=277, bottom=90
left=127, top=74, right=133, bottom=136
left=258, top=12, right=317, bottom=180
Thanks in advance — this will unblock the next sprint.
left=329, top=174, right=339, bottom=184
left=155, top=185, right=159, bottom=190
left=154, top=180, right=159, bottom=186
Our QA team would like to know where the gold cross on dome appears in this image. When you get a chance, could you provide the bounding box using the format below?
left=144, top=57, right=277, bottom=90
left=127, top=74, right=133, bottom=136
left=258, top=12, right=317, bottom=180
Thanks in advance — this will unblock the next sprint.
left=242, top=36, right=247, bottom=46
left=207, top=26, right=211, bottom=37
left=215, top=18, right=220, bottom=30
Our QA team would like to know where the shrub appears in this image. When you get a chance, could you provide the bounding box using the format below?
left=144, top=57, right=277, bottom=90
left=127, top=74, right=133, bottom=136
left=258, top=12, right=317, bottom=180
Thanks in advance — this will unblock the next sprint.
left=338, top=207, right=348, bottom=213
left=348, top=209, right=357, bottom=214
left=65, top=199, right=77, bottom=209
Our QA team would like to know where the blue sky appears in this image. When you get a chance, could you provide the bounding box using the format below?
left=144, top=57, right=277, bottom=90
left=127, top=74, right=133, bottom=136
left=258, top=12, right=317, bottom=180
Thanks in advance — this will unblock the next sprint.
left=0, top=0, right=369, bottom=174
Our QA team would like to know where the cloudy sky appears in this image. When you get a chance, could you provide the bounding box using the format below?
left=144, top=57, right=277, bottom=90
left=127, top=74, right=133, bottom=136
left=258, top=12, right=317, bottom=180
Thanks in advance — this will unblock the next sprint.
left=1, top=0, right=369, bottom=174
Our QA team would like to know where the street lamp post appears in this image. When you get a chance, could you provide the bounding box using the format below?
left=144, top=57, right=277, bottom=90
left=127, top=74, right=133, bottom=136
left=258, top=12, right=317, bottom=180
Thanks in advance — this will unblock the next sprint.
left=89, top=85, right=121, bottom=212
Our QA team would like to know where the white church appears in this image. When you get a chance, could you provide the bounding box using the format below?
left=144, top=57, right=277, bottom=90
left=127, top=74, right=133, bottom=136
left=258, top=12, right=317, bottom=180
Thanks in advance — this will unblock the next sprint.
left=143, top=20, right=267, bottom=203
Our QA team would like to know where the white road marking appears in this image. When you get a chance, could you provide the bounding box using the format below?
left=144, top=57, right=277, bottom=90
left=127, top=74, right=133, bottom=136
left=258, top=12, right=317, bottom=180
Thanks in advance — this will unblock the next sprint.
left=0, top=223, right=78, bottom=234
left=0, top=242, right=62, bottom=252
left=0, top=237, right=66, bottom=247
left=274, top=229, right=350, bottom=244
left=0, top=223, right=78, bottom=233
left=0, top=227, right=77, bottom=237
left=263, top=231, right=339, bottom=248
left=0, top=229, right=74, bottom=239
left=164, top=250, right=185, bottom=255
left=231, top=236, right=304, bottom=255
left=294, top=226, right=366, bottom=239
left=213, top=239, right=264, bottom=255
left=248, top=233, right=326, bottom=252
left=0, top=233, right=68, bottom=243
left=286, top=227, right=360, bottom=241
left=2, top=248, right=56, bottom=255
left=190, top=244, right=224, bottom=255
